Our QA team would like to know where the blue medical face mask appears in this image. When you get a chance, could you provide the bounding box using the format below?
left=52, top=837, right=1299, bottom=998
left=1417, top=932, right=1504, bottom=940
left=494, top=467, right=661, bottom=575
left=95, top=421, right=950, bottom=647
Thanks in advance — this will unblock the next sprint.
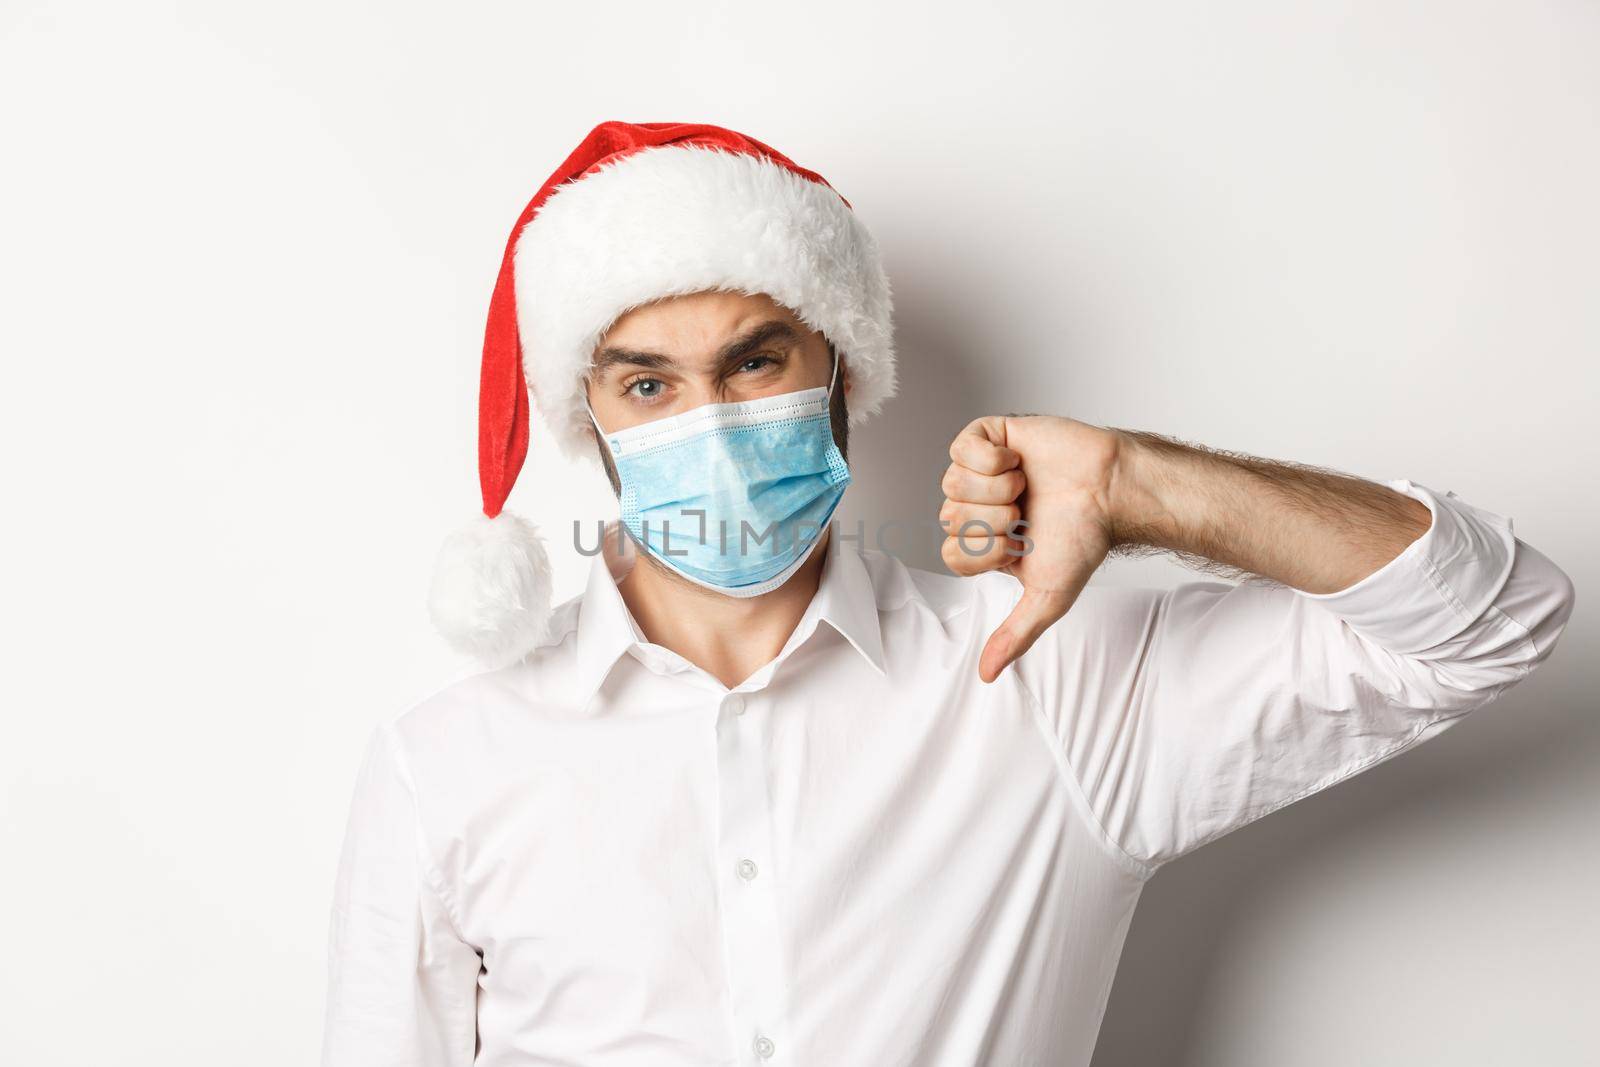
left=584, top=349, right=851, bottom=598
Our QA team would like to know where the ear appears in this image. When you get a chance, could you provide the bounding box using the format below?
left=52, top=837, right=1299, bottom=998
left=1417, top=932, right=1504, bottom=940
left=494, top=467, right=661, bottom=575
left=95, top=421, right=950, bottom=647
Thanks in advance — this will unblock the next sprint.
left=827, top=340, right=851, bottom=398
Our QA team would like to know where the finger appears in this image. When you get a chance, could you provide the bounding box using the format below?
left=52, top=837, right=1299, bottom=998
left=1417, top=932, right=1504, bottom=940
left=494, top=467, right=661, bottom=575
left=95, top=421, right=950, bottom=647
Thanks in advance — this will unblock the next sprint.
left=950, top=419, right=1022, bottom=476
left=980, top=582, right=1081, bottom=684
left=941, top=529, right=1022, bottom=577
left=938, top=499, right=1022, bottom=537
left=941, top=462, right=1026, bottom=505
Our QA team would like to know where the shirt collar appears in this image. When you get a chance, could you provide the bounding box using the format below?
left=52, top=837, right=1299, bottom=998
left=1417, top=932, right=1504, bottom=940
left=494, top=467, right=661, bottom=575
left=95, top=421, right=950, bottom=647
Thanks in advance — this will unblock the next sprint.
left=571, top=522, right=887, bottom=705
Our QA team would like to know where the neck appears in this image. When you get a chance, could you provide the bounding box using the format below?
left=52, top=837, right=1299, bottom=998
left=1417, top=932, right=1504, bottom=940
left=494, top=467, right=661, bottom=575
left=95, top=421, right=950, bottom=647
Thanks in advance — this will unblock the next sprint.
left=616, top=526, right=833, bottom=690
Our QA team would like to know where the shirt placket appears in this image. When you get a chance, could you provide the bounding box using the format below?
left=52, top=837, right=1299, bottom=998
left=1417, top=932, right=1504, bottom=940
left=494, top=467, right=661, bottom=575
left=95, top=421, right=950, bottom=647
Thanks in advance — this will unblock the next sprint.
left=714, top=687, right=790, bottom=1063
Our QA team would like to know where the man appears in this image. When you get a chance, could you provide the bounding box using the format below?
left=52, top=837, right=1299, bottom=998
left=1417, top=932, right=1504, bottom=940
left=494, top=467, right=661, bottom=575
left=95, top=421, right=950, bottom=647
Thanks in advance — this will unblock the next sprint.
left=320, top=122, right=1576, bottom=1066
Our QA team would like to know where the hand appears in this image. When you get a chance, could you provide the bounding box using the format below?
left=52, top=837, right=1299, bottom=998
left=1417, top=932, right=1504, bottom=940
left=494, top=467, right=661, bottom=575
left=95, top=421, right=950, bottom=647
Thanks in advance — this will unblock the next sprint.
left=939, top=415, right=1124, bottom=683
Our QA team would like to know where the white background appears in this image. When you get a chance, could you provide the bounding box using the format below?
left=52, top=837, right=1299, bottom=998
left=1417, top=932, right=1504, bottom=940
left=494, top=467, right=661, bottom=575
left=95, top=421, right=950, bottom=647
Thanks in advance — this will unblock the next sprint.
left=2, top=2, right=1594, bottom=1063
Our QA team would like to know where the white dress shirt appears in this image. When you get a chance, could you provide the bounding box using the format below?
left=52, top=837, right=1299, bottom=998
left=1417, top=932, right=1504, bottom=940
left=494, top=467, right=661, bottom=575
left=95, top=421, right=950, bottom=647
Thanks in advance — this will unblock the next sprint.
left=321, top=478, right=1575, bottom=1067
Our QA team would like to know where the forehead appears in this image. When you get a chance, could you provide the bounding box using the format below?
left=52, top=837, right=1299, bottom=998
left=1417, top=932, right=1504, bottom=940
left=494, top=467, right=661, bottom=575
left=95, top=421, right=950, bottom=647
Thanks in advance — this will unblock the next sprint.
left=598, top=289, right=809, bottom=357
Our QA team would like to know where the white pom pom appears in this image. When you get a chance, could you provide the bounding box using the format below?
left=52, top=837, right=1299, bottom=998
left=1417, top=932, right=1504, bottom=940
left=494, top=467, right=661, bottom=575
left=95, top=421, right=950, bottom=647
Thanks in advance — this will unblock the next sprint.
left=428, top=511, right=554, bottom=667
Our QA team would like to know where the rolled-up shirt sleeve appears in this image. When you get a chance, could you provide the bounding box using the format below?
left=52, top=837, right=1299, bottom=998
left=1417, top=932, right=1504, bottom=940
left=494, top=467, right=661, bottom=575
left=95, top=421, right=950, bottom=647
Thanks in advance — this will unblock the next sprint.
left=321, top=720, right=481, bottom=1066
left=1013, top=478, right=1578, bottom=875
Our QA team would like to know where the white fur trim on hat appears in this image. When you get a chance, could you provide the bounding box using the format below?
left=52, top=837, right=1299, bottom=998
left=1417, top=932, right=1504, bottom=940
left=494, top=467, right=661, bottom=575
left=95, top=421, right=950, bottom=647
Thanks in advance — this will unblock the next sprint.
left=512, top=144, right=897, bottom=464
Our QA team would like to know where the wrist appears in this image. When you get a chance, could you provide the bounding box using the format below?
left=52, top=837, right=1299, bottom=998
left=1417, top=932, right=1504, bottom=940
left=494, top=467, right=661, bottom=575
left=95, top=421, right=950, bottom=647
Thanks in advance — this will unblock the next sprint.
left=1104, top=428, right=1166, bottom=548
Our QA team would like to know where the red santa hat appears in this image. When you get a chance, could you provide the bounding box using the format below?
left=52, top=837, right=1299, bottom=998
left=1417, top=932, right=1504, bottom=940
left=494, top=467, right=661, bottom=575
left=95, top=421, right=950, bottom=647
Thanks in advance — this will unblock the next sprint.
left=427, top=120, right=898, bottom=665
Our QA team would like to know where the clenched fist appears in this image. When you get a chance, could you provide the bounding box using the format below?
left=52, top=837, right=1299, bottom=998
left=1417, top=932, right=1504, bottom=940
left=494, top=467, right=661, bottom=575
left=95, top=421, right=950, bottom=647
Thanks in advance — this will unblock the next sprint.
left=939, top=415, right=1125, bottom=684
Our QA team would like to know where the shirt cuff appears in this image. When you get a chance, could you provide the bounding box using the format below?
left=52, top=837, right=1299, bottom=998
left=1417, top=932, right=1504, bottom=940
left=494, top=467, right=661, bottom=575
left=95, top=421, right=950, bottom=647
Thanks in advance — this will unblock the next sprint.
left=1293, top=477, right=1518, bottom=655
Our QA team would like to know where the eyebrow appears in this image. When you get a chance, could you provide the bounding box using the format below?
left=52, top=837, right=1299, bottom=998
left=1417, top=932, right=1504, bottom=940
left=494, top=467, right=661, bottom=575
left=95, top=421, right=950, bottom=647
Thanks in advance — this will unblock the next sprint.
left=592, top=319, right=803, bottom=377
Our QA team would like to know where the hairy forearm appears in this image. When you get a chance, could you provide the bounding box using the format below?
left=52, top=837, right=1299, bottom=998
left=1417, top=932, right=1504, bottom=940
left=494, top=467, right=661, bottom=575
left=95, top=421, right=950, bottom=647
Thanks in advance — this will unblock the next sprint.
left=1102, top=428, right=1434, bottom=595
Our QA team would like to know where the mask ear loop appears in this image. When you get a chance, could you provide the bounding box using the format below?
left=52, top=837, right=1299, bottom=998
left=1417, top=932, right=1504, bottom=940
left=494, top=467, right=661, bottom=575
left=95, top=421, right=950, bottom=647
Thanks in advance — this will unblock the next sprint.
left=825, top=345, right=841, bottom=402
left=583, top=383, right=641, bottom=553
left=582, top=385, right=616, bottom=461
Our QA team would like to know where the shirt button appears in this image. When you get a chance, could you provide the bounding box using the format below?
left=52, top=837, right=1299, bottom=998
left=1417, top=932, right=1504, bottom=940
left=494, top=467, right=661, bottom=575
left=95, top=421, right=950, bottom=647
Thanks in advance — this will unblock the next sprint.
left=737, top=858, right=759, bottom=881
left=724, top=694, right=747, bottom=716
left=753, top=1035, right=775, bottom=1058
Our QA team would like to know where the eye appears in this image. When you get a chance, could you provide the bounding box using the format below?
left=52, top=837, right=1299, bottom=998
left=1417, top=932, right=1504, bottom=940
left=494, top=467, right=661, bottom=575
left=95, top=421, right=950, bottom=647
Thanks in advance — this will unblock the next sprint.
left=737, top=355, right=778, bottom=373
left=622, top=376, right=665, bottom=400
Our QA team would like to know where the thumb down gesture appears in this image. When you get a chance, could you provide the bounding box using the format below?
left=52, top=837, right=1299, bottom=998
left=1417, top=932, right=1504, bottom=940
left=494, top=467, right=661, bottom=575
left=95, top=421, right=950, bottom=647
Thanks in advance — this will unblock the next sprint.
left=939, top=415, right=1124, bottom=684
